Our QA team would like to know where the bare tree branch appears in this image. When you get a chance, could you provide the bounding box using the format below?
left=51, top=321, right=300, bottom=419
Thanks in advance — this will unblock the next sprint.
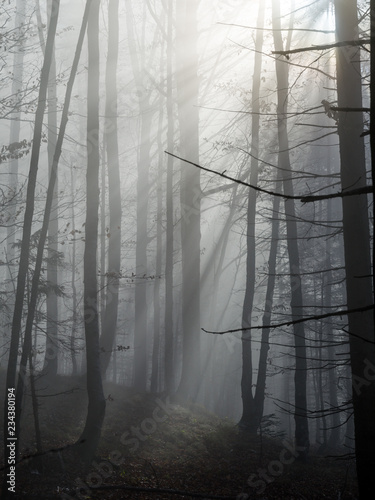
left=330, top=106, right=370, bottom=112
left=301, top=186, right=372, bottom=202
left=202, top=305, right=374, bottom=335
left=217, top=22, right=335, bottom=34
left=272, top=39, right=370, bottom=57
left=165, top=151, right=372, bottom=203
left=164, top=151, right=300, bottom=200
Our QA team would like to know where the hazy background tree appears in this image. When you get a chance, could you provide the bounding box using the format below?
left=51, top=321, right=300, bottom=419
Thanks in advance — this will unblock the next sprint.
left=176, top=0, right=201, bottom=401
left=99, top=0, right=122, bottom=379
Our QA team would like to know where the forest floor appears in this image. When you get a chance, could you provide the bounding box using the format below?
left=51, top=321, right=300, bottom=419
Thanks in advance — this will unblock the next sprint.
left=0, top=374, right=358, bottom=499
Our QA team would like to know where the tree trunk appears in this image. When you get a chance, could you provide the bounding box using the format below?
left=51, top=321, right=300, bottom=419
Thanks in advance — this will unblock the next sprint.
left=44, top=0, right=59, bottom=378
left=164, top=0, right=175, bottom=394
left=151, top=115, right=164, bottom=394
left=272, top=0, right=309, bottom=460
left=70, top=167, right=78, bottom=376
left=252, top=174, right=281, bottom=432
left=325, top=197, right=340, bottom=448
left=100, top=134, right=107, bottom=342
left=125, top=0, right=152, bottom=392
left=239, top=0, right=265, bottom=432
left=100, top=0, right=122, bottom=378
left=78, top=0, right=106, bottom=462
left=176, top=0, right=201, bottom=401
left=334, top=1, right=375, bottom=496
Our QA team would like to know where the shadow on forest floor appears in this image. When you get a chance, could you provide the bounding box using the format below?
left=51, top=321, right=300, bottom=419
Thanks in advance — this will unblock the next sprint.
left=0, top=373, right=358, bottom=499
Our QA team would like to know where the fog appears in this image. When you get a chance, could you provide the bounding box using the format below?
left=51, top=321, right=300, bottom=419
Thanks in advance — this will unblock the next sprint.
left=0, top=1, right=373, bottom=499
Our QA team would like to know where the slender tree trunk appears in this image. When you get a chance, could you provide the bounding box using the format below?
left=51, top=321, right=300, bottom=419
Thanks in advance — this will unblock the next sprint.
left=29, top=351, right=43, bottom=462
left=100, top=135, right=107, bottom=340
left=318, top=277, right=328, bottom=451
left=239, top=0, right=265, bottom=431
left=272, top=0, right=309, bottom=459
left=100, top=0, right=122, bottom=378
left=44, top=0, right=59, bottom=378
left=125, top=0, right=151, bottom=392
left=326, top=198, right=340, bottom=448
left=133, top=104, right=152, bottom=391
left=252, top=175, right=281, bottom=431
left=344, top=363, right=355, bottom=450
left=78, top=0, right=106, bottom=462
left=334, top=1, right=375, bottom=496
left=151, top=111, right=164, bottom=393
left=70, top=167, right=78, bottom=376
left=164, top=0, right=174, bottom=394
left=176, top=0, right=201, bottom=401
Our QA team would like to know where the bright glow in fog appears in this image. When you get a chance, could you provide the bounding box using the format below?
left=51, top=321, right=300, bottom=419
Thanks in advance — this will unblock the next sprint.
left=42, top=0, right=342, bottom=419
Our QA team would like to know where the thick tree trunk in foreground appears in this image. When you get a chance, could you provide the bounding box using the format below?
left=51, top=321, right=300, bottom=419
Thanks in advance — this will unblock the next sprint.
left=334, top=1, right=375, bottom=497
left=78, top=0, right=106, bottom=462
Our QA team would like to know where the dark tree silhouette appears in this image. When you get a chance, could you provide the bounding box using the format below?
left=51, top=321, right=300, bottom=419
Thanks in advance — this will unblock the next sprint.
left=334, top=0, right=375, bottom=497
